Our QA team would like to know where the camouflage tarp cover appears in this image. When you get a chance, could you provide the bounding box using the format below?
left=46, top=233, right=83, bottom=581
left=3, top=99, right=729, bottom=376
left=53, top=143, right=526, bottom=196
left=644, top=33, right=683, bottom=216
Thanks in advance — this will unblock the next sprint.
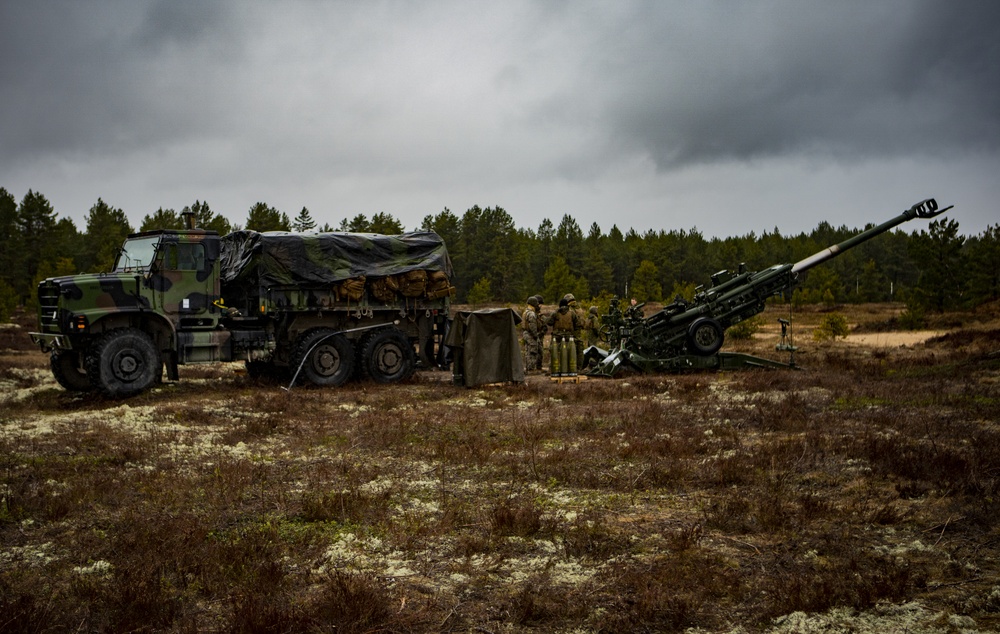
left=220, top=230, right=453, bottom=287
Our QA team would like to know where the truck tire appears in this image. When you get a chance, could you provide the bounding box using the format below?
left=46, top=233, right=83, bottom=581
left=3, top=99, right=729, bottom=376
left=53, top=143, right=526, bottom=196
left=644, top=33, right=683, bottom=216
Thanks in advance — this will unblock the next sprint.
left=351, top=331, right=374, bottom=380
left=361, top=328, right=416, bottom=384
left=292, top=329, right=355, bottom=387
left=686, top=318, right=724, bottom=356
left=50, top=349, right=93, bottom=392
left=85, top=328, right=161, bottom=397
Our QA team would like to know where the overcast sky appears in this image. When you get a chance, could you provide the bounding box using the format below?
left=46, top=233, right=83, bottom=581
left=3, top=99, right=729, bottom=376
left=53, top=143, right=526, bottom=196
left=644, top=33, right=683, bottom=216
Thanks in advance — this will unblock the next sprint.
left=1, top=0, right=998, bottom=240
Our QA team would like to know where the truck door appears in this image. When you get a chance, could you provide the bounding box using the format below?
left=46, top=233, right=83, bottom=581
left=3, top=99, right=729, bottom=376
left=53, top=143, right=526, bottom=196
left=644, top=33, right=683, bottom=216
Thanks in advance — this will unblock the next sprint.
left=154, top=240, right=217, bottom=328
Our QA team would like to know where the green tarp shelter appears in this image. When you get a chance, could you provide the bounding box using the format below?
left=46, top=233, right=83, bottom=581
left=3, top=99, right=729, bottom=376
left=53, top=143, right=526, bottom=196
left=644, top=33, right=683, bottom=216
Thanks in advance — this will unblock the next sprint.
left=446, top=308, right=525, bottom=387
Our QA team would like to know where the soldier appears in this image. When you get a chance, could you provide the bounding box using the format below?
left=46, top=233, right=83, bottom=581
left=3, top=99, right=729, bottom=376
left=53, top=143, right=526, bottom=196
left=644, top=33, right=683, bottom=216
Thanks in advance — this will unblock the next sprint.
left=564, top=293, right=587, bottom=366
left=548, top=297, right=580, bottom=335
left=521, top=296, right=542, bottom=372
left=585, top=306, right=601, bottom=347
left=625, top=297, right=644, bottom=321
left=547, top=296, right=583, bottom=375
left=532, top=295, right=548, bottom=371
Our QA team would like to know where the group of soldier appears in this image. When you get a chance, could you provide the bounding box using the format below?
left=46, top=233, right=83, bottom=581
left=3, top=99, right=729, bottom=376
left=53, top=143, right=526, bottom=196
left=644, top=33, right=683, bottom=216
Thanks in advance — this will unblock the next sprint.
left=520, top=293, right=601, bottom=373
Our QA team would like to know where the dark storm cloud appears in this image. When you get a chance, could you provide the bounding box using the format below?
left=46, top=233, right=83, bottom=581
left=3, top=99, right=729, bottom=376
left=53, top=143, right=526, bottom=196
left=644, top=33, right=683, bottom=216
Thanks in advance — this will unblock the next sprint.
left=0, top=1, right=996, bottom=236
left=4, top=0, right=996, bottom=169
left=134, top=0, right=230, bottom=50
left=0, top=1, right=236, bottom=160
left=581, top=1, right=1000, bottom=168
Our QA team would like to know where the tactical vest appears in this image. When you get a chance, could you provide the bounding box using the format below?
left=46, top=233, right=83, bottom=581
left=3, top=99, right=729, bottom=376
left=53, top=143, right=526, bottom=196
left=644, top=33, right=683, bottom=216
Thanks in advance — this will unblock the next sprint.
left=552, top=308, right=575, bottom=333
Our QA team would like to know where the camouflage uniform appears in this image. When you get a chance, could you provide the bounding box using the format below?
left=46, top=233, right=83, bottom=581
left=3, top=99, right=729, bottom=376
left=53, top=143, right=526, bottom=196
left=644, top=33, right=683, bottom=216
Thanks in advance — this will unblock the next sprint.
left=547, top=297, right=583, bottom=374
left=585, top=306, right=602, bottom=347
left=564, top=293, right=587, bottom=365
left=532, top=295, right=547, bottom=370
left=521, top=297, right=542, bottom=372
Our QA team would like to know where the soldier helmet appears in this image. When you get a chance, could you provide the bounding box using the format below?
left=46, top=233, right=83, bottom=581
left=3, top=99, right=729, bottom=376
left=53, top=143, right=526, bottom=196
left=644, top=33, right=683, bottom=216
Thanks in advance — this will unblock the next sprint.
left=533, top=294, right=544, bottom=304
left=563, top=293, right=576, bottom=303
left=589, top=306, right=598, bottom=315
left=527, top=296, right=539, bottom=308
left=558, top=297, right=569, bottom=308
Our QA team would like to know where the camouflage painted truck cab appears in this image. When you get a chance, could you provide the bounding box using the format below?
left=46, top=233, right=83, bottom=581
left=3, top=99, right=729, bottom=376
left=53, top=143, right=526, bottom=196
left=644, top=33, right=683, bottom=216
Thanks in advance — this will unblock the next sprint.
left=31, top=225, right=454, bottom=397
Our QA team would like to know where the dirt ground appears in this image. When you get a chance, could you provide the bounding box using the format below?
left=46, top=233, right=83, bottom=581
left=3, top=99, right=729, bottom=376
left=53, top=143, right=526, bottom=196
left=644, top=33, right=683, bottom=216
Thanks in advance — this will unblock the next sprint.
left=2, top=302, right=999, bottom=633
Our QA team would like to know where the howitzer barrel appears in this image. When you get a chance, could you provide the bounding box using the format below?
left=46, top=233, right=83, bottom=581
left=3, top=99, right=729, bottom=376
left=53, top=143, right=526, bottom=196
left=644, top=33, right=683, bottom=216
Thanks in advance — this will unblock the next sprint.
left=588, top=196, right=954, bottom=377
left=791, top=198, right=952, bottom=274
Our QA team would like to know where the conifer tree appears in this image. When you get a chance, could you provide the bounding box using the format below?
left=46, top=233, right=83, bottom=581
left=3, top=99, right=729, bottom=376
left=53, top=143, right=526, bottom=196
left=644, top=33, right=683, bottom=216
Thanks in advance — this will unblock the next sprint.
left=15, top=190, right=58, bottom=302
left=189, top=200, right=231, bottom=235
left=629, top=260, right=663, bottom=302
left=369, top=212, right=403, bottom=234
left=341, top=214, right=370, bottom=232
left=0, top=188, right=18, bottom=293
left=83, top=198, right=133, bottom=272
left=293, top=207, right=317, bottom=232
left=140, top=208, right=182, bottom=231
left=909, top=218, right=965, bottom=312
left=245, top=202, right=290, bottom=232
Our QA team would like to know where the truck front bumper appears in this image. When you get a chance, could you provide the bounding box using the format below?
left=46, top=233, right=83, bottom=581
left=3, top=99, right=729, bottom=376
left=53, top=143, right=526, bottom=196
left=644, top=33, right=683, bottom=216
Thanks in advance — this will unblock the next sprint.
left=30, top=332, right=71, bottom=352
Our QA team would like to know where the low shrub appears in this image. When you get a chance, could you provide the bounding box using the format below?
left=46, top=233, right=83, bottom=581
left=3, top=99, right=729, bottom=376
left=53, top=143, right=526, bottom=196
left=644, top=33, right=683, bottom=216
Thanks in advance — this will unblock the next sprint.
left=813, top=313, right=850, bottom=340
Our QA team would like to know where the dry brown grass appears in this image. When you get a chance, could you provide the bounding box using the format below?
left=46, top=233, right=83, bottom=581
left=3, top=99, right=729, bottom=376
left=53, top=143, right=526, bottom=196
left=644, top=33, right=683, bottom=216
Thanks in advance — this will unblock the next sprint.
left=2, top=304, right=1000, bottom=632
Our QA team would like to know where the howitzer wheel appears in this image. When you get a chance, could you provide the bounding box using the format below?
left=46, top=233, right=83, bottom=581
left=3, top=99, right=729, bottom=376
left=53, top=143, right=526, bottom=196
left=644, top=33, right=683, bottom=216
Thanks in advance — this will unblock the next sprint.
left=361, top=328, right=416, bottom=384
left=85, top=328, right=161, bottom=398
left=292, top=329, right=355, bottom=387
left=686, top=318, right=724, bottom=356
left=50, top=349, right=93, bottom=392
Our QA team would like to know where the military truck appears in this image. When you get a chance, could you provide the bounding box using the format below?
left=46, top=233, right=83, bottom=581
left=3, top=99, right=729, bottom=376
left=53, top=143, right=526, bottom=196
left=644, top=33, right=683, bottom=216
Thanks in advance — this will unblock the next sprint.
left=30, top=215, right=454, bottom=397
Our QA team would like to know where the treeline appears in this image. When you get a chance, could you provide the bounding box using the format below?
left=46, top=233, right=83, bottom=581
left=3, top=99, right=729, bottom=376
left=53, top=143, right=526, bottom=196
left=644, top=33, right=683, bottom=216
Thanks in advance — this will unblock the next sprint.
left=420, top=206, right=999, bottom=316
left=1, top=188, right=998, bottom=322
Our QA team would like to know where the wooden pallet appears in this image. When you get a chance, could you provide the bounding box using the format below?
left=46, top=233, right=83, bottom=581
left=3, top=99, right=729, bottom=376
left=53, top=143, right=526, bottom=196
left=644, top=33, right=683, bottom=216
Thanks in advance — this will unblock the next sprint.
left=549, top=374, right=588, bottom=384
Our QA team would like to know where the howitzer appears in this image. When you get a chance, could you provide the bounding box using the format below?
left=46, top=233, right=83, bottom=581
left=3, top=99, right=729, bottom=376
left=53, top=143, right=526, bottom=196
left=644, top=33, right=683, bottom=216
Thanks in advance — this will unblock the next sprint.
left=587, top=198, right=953, bottom=376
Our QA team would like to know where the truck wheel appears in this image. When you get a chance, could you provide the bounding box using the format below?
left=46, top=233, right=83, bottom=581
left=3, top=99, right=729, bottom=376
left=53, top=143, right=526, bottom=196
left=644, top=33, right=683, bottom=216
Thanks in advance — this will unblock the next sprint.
left=687, top=318, right=724, bottom=356
left=292, top=329, right=355, bottom=387
left=352, top=332, right=374, bottom=379
left=361, top=328, right=416, bottom=384
left=50, top=349, right=93, bottom=391
left=85, top=328, right=160, bottom=397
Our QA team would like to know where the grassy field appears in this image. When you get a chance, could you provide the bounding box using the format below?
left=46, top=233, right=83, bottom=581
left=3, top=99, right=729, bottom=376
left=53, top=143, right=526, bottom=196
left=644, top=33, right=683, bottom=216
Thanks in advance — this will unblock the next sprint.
left=2, top=303, right=999, bottom=633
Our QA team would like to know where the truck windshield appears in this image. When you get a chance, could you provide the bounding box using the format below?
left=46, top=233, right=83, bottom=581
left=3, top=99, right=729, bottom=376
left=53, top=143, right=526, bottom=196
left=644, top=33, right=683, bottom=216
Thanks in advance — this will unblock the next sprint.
left=114, top=236, right=161, bottom=272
